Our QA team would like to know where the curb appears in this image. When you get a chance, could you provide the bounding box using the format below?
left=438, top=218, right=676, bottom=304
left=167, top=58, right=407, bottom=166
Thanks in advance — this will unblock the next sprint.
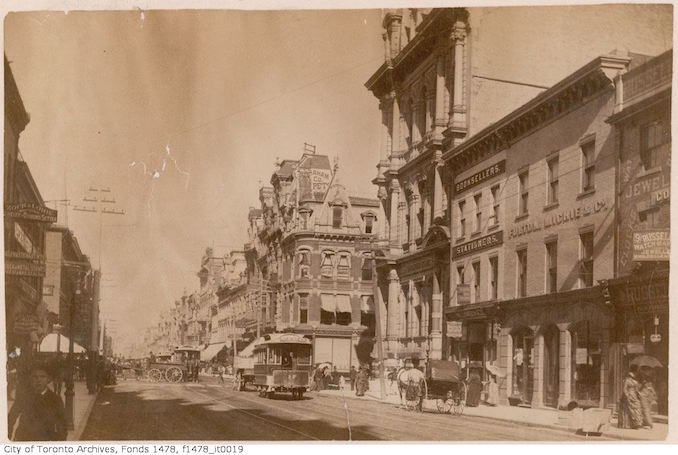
left=68, top=389, right=99, bottom=441
left=315, top=390, right=665, bottom=442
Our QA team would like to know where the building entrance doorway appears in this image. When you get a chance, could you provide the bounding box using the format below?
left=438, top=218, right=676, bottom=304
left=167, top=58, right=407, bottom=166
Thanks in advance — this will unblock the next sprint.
left=542, top=325, right=560, bottom=408
left=512, top=327, right=534, bottom=404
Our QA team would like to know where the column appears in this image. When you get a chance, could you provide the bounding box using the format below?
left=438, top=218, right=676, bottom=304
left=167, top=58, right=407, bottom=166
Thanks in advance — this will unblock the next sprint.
left=376, top=282, right=388, bottom=341
left=599, top=325, right=611, bottom=408
left=500, top=328, right=513, bottom=404
left=422, top=187, right=431, bottom=234
left=532, top=330, right=545, bottom=408
left=430, top=271, right=443, bottom=360
left=408, top=194, right=417, bottom=248
left=389, top=181, right=401, bottom=251
left=434, top=49, right=446, bottom=137
left=386, top=268, right=400, bottom=354
left=559, top=326, right=572, bottom=407
left=390, top=93, right=401, bottom=171
left=433, top=159, right=444, bottom=221
left=376, top=100, right=390, bottom=182
left=449, top=21, right=467, bottom=145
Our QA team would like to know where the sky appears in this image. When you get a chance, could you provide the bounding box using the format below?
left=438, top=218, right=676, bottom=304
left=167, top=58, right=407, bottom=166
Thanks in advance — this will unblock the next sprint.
left=2, top=3, right=673, bottom=354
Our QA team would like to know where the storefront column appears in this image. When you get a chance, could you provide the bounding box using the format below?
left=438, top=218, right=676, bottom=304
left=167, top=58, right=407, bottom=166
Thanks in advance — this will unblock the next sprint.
left=532, top=329, right=545, bottom=408
left=558, top=326, right=572, bottom=407
left=599, top=325, right=611, bottom=409
left=430, top=271, right=443, bottom=360
left=386, top=268, right=400, bottom=353
left=500, top=327, right=512, bottom=403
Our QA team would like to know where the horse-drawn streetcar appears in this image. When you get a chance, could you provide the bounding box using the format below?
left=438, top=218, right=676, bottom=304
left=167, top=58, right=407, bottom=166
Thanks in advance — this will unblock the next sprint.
left=252, top=333, right=312, bottom=400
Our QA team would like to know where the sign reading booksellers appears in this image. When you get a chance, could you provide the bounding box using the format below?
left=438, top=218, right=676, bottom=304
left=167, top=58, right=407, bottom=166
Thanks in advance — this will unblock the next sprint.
left=452, top=231, right=503, bottom=259
left=633, top=230, right=670, bottom=261
left=455, top=160, right=505, bottom=194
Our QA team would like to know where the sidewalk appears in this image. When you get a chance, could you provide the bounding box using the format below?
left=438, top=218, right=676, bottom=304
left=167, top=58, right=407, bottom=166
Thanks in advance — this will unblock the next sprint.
left=68, top=381, right=99, bottom=441
left=316, top=379, right=668, bottom=441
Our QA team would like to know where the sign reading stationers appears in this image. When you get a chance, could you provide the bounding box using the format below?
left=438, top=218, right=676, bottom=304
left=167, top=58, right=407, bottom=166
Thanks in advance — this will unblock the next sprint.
left=455, top=160, right=505, bottom=194
left=453, top=231, right=503, bottom=259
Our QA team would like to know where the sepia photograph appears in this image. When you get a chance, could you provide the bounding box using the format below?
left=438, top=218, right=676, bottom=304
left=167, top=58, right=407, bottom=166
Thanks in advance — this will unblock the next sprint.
left=2, top=1, right=674, bottom=443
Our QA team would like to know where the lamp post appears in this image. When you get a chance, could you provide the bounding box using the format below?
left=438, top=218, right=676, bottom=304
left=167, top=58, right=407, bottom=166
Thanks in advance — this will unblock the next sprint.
left=64, top=273, right=81, bottom=430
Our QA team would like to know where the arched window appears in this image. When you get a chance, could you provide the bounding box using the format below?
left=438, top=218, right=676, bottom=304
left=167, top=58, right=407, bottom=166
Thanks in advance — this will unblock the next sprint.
left=361, top=255, right=374, bottom=281
left=297, top=249, right=311, bottom=278
left=321, top=251, right=334, bottom=278
left=337, top=253, right=351, bottom=280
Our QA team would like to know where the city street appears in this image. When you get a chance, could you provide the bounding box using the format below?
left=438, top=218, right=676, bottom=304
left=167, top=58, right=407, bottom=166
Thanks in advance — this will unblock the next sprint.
left=81, top=379, right=611, bottom=441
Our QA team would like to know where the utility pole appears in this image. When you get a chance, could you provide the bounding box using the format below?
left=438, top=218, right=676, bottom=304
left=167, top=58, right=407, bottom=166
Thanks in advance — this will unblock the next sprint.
left=257, top=269, right=263, bottom=339
left=371, top=243, right=386, bottom=400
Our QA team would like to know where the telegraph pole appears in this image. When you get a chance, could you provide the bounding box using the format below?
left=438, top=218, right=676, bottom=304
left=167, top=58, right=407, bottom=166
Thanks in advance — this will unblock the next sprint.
left=371, top=246, right=387, bottom=401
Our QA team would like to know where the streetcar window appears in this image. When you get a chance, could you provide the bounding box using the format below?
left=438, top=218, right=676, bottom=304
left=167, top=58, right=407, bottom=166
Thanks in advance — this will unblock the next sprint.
left=296, top=346, right=311, bottom=365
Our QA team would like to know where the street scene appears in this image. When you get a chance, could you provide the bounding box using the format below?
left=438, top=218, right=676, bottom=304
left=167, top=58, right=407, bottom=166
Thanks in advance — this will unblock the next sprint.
left=3, top=4, right=673, bottom=443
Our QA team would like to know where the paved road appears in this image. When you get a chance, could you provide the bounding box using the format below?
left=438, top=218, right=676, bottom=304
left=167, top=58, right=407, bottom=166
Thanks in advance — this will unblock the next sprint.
left=81, top=379, right=610, bottom=441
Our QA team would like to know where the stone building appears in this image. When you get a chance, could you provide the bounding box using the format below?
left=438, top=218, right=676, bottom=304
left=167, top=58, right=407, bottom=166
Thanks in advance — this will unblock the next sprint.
left=606, top=50, right=671, bottom=416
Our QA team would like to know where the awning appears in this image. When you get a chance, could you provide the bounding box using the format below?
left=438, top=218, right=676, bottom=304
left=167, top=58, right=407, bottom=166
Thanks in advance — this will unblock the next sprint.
left=361, top=295, right=374, bottom=313
left=336, top=294, right=352, bottom=313
left=321, top=294, right=352, bottom=313
left=39, top=333, right=86, bottom=354
left=201, top=342, right=228, bottom=361
left=321, top=294, right=335, bottom=312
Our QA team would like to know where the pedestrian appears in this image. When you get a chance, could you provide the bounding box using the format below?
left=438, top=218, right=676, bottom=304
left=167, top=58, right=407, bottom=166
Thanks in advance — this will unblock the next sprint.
left=323, top=366, right=332, bottom=390
left=355, top=365, right=369, bottom=397
left=313, top=365, right=325, bottom=391
left=8, top=363, right=67, bottom=441
left=639, top=368, right=657, bottom=429
left=486, top=374, right=499, bottom=406
left=466, top=370, right=482, bottom=407
left=192, top=359, right=200, bottom=383
left=349, top=366, right=357, bottom=391
left=149, top=351, right=156, bottom=364
left=619, top=365, right=643, bottom=429
left=218, top=364, right=225, bottom=384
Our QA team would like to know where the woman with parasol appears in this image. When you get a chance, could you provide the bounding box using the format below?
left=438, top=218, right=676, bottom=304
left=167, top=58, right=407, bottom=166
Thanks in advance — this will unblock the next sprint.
left=632, top=355, right=662, bottom=429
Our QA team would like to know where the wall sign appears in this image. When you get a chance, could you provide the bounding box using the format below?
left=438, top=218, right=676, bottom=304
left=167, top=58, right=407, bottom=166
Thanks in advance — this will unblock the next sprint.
left=633, top=230, right=670, bottom=261
left=455, top=160, right=505, bottom=195
left=508, top=199, right=608, bottom=239
left=453, top=231, right=503, bottom=258
left=4, top=203, right=58, bottom=223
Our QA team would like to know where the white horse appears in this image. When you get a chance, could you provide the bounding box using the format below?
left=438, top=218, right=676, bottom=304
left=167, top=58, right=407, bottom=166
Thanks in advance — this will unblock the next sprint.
left=396, top=367, right=427, bottom=411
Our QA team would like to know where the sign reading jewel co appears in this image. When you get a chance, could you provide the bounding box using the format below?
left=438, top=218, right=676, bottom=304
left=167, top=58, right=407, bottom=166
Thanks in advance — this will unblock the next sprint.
left=633, top=230, right=670, bottom=261
left=455, top=160, right=505, bottom=195
left=453, top=231, right=503, bottom=259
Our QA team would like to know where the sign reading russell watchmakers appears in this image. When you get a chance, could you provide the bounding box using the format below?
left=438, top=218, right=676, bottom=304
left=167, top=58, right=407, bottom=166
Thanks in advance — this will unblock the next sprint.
left=633, top=230, right=670, bottom=261
left=455, top=160, right=505, bottom=194
left=452, top=231, right=503, bottom=258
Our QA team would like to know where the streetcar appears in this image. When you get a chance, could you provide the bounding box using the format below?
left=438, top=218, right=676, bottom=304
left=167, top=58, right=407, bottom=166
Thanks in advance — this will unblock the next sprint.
left=252, top=333, right=312, bottom=399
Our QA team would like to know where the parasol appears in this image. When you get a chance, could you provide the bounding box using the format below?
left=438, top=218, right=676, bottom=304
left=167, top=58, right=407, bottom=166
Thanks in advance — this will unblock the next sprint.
left=486, top=363, right=507, bottom=378
left=630, top=355, right=662, bottom=369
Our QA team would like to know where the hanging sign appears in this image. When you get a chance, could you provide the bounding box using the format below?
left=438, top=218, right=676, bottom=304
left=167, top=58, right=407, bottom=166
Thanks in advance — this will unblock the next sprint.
left=650, top=334, right=662, bottom=343
left=446, top=321, right=463, bottom=338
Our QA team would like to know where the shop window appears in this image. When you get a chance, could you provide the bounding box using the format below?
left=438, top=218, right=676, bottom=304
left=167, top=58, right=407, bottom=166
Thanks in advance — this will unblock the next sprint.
left=361, top=257, right=374, bottom=281
left=511, top=328, right=534, bottom=404
left=458, top=200, right=466, bottom=238
left=299, top=294, right=308, bottom=324
left=546, top=240, right=558, bottom=293
left=337, top=254, right=351, bottom=280
left=641, top=120, right=669, bottom=170
left=489, top=256, right=498, bottom=300
left=474, top=193, right=482, bottom=233
left=472, top=261, right=481, bottom=302
left=490, top=185, right=500, bottom=227
left=547, top=157, right=559, bottom=204
left=579, top=232, right=594, bottom=288
left=517, top=248, right=528, bottom=297
left=457, top=264, right=465, bottom=285
left=570, top=321, right=601, bottom=406
left=519, top=170, right=529, bottom=216
left=581, top=141, right=595, bottom=191
left=321, top=252, right=334, bottom=278
left=320, top=294, right=351, bottom=326
left=332, top=206, right=343, bottom=229
left=297, top=250, right=311, bottom=278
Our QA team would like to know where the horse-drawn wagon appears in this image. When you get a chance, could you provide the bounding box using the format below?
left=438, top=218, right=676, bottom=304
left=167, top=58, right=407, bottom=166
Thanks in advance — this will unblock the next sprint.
left=147, top=346, right=201, bottom=383
left=392, top=359, right=466, bottom=414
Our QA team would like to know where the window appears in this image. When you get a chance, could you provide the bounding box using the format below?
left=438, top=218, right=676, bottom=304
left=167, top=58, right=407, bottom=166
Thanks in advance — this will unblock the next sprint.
left=458, top=200, right=466, bottom=238
left=321, top=252, right=334, bottom=278
left=361, top=257, right=374, bottom=281
left=472, top=261, right=481, bottom=302
left=474, top=194, right=482, bottom=233
left=337, top=254, right=351, bottom=280
left=299, top=294, right=309, bottom=324
left=579, top=232, right=594, bottom=288
left=547, top=157, right=559, bottom=204
left=517, top=248, right=528, bottom=297
left=457, top=265, right=465, bottom=285
left=299, top=210, right=311, bottom=230
left=364, top=215, right=374, bottom=234
left=641, top=120, right=669, bottom=170
left=332, top=206, right=343, bottom=228
left=546, top=240, right=558, bottom=293
left=639, top=207, right=662, bottom=227
left=582, top=141, right=595, bottom=191
left=519, top=171, right=529, bottom=216
left=298, top=250, right=310, bottom=278
left=490, top=185, right=500, bottom=226
left=360, top=296, right=375, bottom=332
left=489, top=256, right=498, bottom=300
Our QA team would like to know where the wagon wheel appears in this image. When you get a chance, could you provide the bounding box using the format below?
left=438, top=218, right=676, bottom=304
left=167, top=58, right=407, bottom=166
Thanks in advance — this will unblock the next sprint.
left=452, top=383, right=466, bottom=416
left=436, top=397, right=452, bottom=414
left=165, top=366, right=183, bottom=383
left=404, top=381, right=423, bottom=412
left=148, top=369, right=163, bottom=382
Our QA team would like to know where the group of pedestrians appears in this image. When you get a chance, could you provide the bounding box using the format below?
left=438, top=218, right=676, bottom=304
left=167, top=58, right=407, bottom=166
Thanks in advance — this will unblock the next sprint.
left=309, top=363, right=370, bottom=397
left=619, top=364, right=657, bottom=429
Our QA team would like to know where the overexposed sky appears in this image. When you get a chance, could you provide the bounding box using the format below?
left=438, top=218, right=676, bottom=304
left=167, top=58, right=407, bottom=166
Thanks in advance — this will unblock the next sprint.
left=3, top=4, right=673, bottom=351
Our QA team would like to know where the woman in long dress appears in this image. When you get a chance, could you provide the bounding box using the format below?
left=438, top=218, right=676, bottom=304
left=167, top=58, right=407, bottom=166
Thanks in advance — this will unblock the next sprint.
left=486, top=374, right=499, bottom=406
left=466, top=370, right=482, bottom=407
left=619, top=365, right=643, bottom=429
left=639, top=369, right=657, bottom=429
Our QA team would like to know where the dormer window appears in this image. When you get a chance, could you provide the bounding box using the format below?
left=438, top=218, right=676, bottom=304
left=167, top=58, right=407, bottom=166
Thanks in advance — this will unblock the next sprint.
left=361, top=210, right=377, bottom=235
left=332, top=206, right=343, bottom=229
left=298, top=207, right=313, bottom=230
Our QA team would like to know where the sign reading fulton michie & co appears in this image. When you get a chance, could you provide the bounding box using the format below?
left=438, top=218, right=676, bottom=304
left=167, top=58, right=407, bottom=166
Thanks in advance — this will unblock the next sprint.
left=455, top=160, right=505, bottom=195
left=633, top=230, right=670, bottom=261
left=452, top=231, right=503, bottom=258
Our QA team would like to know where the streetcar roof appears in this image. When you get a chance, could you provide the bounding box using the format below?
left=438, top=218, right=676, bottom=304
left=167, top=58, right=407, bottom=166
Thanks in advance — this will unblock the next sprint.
left=174, top=345, right=202, bottom=352
left=254, top=333, right=311, bottom=348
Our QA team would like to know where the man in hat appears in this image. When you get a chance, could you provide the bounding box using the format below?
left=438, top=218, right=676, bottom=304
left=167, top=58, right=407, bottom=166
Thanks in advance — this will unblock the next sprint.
left=8, top=363, right=67, bottom=441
